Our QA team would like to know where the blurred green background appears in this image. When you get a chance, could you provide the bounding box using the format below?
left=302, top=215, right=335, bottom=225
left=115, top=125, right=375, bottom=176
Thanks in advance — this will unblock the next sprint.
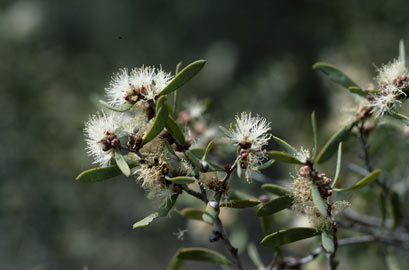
left=2, top=0, right=409, bottom=269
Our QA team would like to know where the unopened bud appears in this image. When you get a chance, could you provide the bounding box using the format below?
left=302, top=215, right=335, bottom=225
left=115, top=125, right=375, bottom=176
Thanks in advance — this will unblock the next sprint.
left=110, top=138, right=120, bottom=147
left=200, top=161, right=209, bottom=172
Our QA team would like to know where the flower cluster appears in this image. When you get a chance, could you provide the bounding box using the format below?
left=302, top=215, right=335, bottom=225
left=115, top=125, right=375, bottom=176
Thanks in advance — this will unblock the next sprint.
left=105, top=66, right=173, bottom=107
left=292, top=164, right=349, bottom=230
left=369, top=59, right=409, bottom=117
left=224, top=112, right=272, bottom=182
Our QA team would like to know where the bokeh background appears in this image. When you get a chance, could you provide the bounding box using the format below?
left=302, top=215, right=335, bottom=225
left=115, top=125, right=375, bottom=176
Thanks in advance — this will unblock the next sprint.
left=2, top=0, right=409, bottom=269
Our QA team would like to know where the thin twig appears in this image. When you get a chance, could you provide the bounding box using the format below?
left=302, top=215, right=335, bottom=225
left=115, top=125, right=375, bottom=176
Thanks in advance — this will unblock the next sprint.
left=181, top=185, right=208, bottom=203
left=215, top=217, right=243, bottom=270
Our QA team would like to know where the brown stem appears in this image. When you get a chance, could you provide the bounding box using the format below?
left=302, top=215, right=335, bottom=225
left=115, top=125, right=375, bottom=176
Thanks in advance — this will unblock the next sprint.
left=215, top=217, right=243, bottom=270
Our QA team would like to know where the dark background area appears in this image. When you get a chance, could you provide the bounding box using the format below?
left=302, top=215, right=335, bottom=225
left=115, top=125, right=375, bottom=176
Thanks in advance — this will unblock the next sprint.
left=1, top=0, right=409, bottom=269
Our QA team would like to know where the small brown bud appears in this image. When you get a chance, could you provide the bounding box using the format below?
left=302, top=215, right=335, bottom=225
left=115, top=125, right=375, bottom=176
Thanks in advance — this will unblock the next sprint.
left=110, top=138, right=120, bottom=147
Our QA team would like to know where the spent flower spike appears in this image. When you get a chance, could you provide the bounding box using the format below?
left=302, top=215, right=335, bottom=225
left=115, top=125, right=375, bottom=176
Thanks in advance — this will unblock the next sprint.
left=84, top=111, right=123, bottom=166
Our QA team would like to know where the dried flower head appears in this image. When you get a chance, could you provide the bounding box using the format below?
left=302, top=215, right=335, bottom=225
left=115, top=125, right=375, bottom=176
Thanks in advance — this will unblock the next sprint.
left=105, top=66, right=173, bottom=107
left=84, top=111, right=123, bottom=166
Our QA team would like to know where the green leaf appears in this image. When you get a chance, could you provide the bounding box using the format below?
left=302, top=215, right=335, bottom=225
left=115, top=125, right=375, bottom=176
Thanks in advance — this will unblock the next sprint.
left=76, top=165, right=124, bottom=183
left=164, top=141, right=179, bottom=158
left=311, top=111, right=318, bottom=159
left=256, top=159, right=276, bottom=170
left=178, top=208, right=205, bottom=221
left=202, top=140, right=214, bottom=161
left=99, top=100, right=134, bottom=112
left=142, top=106, right=169, bottom=146
left=390, top=190, right=403, bottom=230
left=378, top=190, right=387, bottom=228
left=273, top=136, right=297, bottom=155
left=388, top=111, right=409, bottom=126
left=261, top=184, right=291, bottom=196
left=261, top=227, right=320, bottom=249
left=315, top=121, right=357, bottom=164
left=165, top=176, right=196, bottom=184
left=159, top=60, right=207, bottom=96
left=400, top=39, right=405, bottom=65
left=268, top=151, right=302, bottom=164
left=237, top=159, right=243, bottom=178
left=256, top=195, right=293, bottom=216
left=228, top=190, right=257, bottom=201
left=332, top=142, right=342, bottom=188
left=133, top=194, right=178, bottom=229
left=220, top=200, right=260, bottom=208
left=114, top=149, right=131, bottom=176
left=313, top=62, right=359, bottom=89
left=311, top=183, right=328, bottom=217
left=202, top=200, right=220, bottom=225
left=166, top=115, right=186, bottom=145
left=168, top=248, right=232, bottom=270
left=247, top=243, right=265, bottom=269
left=334, top=169, right=381, bottom=192
left=185, top=150, right=224, bottom=172
left=348, top=87, right=380, bottom=97
left=321, top=229, right=335, bottom=253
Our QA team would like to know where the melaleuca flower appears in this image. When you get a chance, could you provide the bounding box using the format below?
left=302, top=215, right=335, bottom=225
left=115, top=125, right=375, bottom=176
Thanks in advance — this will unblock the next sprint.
left=296, top=147, right=311, bottom=164
left=369, top=59, right=409, bottom=117
left=105, top=66, right=173, bottom=107
left=225, top=112, right=271, bottom=151
left=224, top=112, right=272, bottom=182
left=84, top=111, right=123, bottom=166
left=291, top=165, right=349, bottom=230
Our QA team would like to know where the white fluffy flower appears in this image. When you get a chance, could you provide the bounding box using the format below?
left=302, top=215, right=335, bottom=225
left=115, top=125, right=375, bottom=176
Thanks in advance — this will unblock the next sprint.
left=376, top=59, right=408, bottom=86
left=369, top=59, right=409, bottom=117
left=224, top=112, right=271, bottom=151
left=105, top=66, right=173, bottom=106
left=296, top=147, right=310, bottom=164
left=84, top=111, right=123, bottom=166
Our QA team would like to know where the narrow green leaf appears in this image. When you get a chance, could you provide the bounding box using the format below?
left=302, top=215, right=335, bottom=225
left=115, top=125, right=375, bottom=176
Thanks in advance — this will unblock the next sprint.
left=165, top=176, right=196, bottom=184
left=256, top=159, right=276, bottom=170
left=76, top=165, right=123, bottom=183
left=202, top=201, right=219, bottom=225
left=332, top=142, right=342, bottom=188
left=237, top=158, right=243, bottom=178
left=260, top=216, right=275, bottom=235
left=248, top=243, right=265, bottom=269
left=171, top=62, right=183, bottom=118
left=315, top=121, right=357, bottom=164
left=348, top=87, right=381, bottom=97
left=142, top=106, right=169, bottom=146
left=311, top=111, right=318, bottom=159
left=311, top=183, right=328, bottom=217
left=334, top=169, right=381, bottom=192
left=159, top=60, right=206, bottom=96
left=256, top=195, right=293, bottom=216
left=114, top=149, right=131, bottom=176
left=321, top=229, right=335, bottom=253
left=133, top=194, right=178, bottom=229
left=164, top=141, right=179, bottom=158
left=390, top=190, right=403, bottom=230
left=166, top=116, right=186, bottom=145
left=261, top=184, right=291, bottom=196
left=313, top=62, right=359, bottom=89
left=273, top=136, right=297, bottom=155
left=185, top=150, right=224, bottom=172
left=388, top=111, right=409, bottom=126
left=400, top=39, right=405, bottom=65
left=168, top=248, right=232, bottom=270
left=228, top=190, right=257, bottom=201
left=268, top=151, right=302, bottom=164
left=178, top=208, right=205, bottom=221
left=220, top=200, right=260, bottom=208
left=261, top=227, right=320, bottom=249
left=378, top=190, right=387, bottom=228
left=202, top=140, right=214, bottom=161
left=99, top=100, right=133, bottom=112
